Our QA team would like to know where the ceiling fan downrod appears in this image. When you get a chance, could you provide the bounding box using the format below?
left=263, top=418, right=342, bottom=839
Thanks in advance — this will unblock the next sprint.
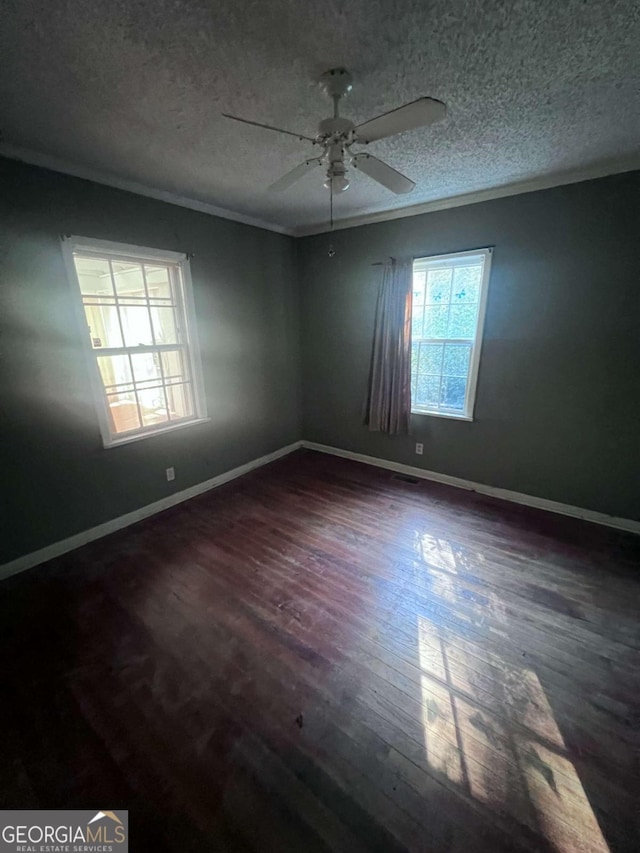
left=318, top=69, right=355, bottom=194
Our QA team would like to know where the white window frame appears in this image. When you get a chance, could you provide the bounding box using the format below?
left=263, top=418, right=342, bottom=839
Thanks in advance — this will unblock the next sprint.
left=62, top=236, right=208, bottom=448
left=411, top=247, right=492, bottom=421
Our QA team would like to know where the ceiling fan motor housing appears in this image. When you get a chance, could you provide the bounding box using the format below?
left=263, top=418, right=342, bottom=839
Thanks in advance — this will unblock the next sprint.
left=317, top=117, right=355, bottom=140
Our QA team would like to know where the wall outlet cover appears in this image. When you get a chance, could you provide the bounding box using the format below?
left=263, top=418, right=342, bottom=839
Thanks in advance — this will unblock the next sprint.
left=415, top=443, right=424, bottom=455
left=166, top=467, right=175, bottom=481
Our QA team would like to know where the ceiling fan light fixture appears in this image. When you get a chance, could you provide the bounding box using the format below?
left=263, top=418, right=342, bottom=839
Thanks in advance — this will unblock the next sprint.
left=324, top=173, right=350, bottom=193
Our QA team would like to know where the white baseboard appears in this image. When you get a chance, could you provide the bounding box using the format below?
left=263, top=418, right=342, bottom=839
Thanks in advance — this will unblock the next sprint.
left=302, top=441, right=640, bottom=536
left=0, top=441, right=303, bottom=582
left=3, top=436, right=637, bottom=582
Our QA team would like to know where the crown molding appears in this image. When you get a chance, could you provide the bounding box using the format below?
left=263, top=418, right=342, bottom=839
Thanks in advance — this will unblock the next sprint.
left=0, top=143, right=295, bottom=236
left=293, top=155, right=640, bottom=237
left=2, top=143, right=638, bottom=240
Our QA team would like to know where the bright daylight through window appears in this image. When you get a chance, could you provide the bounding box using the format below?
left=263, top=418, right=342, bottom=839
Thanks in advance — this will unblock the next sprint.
left=411, top=249, right=491, bottom=420
left=65, top=238, right=206, bottom=447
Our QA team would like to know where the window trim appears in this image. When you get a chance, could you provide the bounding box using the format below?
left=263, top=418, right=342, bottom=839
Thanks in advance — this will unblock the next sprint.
left=62, top=236, right=208, bottom=448
left=411, top=247, right=493, bottom=421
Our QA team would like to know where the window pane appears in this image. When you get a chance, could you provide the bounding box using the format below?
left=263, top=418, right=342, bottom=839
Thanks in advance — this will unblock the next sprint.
left=411, top=304, right=424, bottom=339
left=443, top=343, right=471, bottom=376
left=97, top=354, right=132, bottom=388
left=448, top=303, right=478, bottom=338
left=140, top=407, right=169, bottom=427
left=144, top=265, right=173, bottom=301
left=419, top=343, right=443, bottom=374
left=151, top=306, right=178, bottom=344
left=167, top=383, right=193, bottom=419
left=452, top=265, right=482, bottom=302
left=424, top=304, right=449, bottom=338
left=111, top=261, right=145, bottom=297
left=411, top=343, right=419, bottom=374
left=412, top=271, right=426, bottom=306
left=141, top=408, right=170, bottom=427
left=137, top=387, right=169, bottom=425
left=426, top=269, right=452, bottom=304
left=441, top=376, right=467, bottom=410
left=106, top=392, right=141, bottom=433
left=74, top=256, right=113, bottom=296
left=130, top=351, right=162, bottom=384
left=161, top=349, right=187, bottom=382
left=120, top=306, right=154, bottom=346
left=416, top=375, right=440, bottom=408
left=84, top=304, right=123, bottom=348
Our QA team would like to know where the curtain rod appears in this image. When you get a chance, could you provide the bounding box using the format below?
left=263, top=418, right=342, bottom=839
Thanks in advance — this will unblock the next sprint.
left=371, top=246, right=495, bottom=266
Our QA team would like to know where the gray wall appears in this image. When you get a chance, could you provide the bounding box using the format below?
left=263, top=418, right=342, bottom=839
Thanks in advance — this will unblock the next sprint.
left=299, top=172, right=640, bottom=521
left=0, top=158, right=300, bottom=564
left=2, top=161, right=638, bottom=567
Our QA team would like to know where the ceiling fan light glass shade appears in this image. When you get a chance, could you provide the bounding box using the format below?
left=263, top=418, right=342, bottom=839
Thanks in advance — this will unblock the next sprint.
left=324, top=173, right=350, bottom=193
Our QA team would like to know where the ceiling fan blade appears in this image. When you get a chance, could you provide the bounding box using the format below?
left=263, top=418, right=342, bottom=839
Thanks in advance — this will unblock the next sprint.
left=222, top=113, right=316, bottom=143
left=353, top=153, right=415, bottom=194
left=356, top=97, right=446, bottom=143
left=269, top=158, right=323, bottom=192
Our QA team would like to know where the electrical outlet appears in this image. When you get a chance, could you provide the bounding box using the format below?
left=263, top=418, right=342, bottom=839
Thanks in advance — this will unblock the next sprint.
left=415, top=443, right=424, bottom=455
left=166, top=467, right=175, bottom=482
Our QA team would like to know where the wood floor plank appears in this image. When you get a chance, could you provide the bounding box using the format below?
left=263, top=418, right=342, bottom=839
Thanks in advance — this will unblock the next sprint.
left=1, top=449, right=638, bottom=852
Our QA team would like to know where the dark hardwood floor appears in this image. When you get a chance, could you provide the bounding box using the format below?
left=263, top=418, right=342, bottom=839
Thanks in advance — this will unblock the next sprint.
left=1, top=449, right=639, bottom=852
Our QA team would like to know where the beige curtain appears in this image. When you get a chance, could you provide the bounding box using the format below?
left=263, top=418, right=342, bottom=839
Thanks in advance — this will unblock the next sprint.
left=365, top=259, right=412, bottom=434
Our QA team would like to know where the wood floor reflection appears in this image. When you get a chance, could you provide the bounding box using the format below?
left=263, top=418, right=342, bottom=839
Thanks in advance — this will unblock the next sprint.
left=1, top=450, right=638, bottom=852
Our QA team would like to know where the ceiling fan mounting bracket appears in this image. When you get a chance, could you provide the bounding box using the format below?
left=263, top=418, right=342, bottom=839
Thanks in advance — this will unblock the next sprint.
left=318, top=68, right=353, bottom=102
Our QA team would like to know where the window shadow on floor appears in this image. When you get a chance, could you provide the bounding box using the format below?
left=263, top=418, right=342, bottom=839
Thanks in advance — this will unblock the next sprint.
left=405, top=527, right=616, bottom=852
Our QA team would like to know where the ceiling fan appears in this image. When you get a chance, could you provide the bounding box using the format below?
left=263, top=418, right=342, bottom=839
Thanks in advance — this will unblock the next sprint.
left=222, top=68, right=446, bottom=199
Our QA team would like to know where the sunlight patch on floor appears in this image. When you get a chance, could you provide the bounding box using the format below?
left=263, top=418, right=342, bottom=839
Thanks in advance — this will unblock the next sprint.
left=416, top=616, right=610, bottom=853
left=413, top=533, right=458, bottom=573
left=419, top=674, right=465, bottom=786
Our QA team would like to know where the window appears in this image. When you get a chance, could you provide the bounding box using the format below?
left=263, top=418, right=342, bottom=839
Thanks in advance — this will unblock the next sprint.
left=411, top=248, right=491, bottom=420
left=63, top=237, right=207, bottom=447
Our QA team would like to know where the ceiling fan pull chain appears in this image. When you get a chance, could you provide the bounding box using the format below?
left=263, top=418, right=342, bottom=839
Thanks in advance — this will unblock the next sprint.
left=330, top=179, right=333, bottom=229
left=328, top=180, right=336, bottom=257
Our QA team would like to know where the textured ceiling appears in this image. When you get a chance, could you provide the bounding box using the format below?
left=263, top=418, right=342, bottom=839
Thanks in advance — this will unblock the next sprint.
left=1, top=0, right=639, bottom=233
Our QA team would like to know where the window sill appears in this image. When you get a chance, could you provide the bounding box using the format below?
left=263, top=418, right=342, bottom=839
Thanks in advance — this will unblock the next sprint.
left=411, top=409, right=473, bottom=422
left=103, top=416, right=210, bottom=449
